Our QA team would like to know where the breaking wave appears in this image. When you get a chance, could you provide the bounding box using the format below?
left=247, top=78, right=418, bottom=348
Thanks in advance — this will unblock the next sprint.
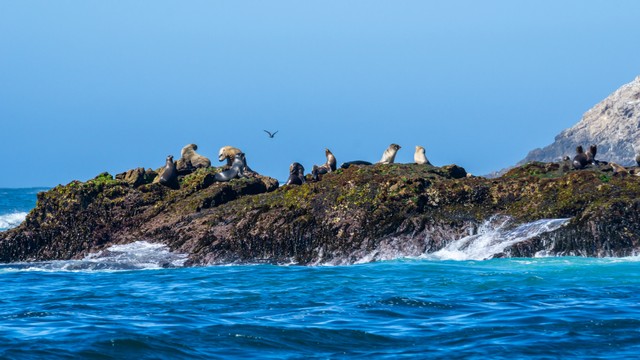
left=427, top=216, right=571, bottom=261
left=0, top=212, right=28, bottom=231
left=0, top=241, right=188, bottom=272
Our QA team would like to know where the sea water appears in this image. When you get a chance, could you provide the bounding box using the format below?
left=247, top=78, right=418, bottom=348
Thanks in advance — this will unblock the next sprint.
left=1, top=188, right=640, bottom=359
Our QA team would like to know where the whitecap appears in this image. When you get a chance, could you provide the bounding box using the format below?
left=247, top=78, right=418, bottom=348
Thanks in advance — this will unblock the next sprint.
left=0, top=212, right=28, bottom=231
left=0, top=241, right=188, bottom=272
left=427, top=216, right=571, bottom=261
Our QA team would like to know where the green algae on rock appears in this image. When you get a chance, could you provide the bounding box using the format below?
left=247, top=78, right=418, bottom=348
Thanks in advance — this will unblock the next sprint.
left=1, top=162, right=640, bottom=265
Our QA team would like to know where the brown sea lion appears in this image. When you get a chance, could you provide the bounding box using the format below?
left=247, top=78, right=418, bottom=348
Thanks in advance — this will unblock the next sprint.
left=572, top=146, right=588, bottom=170
left=218, top=146, right=243, bottom=167
left=610, top=162, right=629, bottom=176
left=311, top=148, right=337, bottom=181
left=285, top=162, right=306, bottom=185
left=179, top=144, right=211, bottom=168
left=586, top=145, right=597, bottom=164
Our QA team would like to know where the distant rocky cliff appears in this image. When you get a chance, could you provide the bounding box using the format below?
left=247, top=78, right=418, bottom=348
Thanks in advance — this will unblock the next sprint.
left=520, top=76, right=640, bottom=165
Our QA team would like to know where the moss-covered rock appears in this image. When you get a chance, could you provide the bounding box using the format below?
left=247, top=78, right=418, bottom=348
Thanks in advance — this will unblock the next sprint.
left=1, top=162, right=640, bottom=264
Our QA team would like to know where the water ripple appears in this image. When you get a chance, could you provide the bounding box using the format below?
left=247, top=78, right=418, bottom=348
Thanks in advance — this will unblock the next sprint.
left=1, top=258, right=640, bottom=358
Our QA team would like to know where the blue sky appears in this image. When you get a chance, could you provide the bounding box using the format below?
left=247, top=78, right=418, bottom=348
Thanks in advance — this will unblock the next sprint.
left=1, top=1, right=639, bottom=187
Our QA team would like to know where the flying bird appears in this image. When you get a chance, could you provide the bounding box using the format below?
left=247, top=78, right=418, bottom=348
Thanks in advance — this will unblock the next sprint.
left=263, top=130, right=278, bottom=138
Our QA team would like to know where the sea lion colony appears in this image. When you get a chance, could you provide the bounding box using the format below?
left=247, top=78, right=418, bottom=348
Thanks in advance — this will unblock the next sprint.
left=155, top=143, right=640, bottom=189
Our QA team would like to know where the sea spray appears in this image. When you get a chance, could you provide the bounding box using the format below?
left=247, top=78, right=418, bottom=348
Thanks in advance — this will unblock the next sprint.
left=0, top=212, right=28, bottom=231
left=0, top=241, right=188, bottom=272
left=429, top=216, right=571, bottom=261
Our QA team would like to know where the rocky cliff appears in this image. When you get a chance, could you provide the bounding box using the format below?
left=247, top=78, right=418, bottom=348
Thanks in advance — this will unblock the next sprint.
left=1, top=161, right=640, bottom=265
left=520, top=76, right=640, bottom=165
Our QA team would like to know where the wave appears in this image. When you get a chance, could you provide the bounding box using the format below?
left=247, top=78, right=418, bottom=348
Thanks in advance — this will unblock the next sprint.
left=0, top=241, right=188, bottom=272
left=427, top=216, right=571, bottom=261
left=0, top=212, right=28, bottom=231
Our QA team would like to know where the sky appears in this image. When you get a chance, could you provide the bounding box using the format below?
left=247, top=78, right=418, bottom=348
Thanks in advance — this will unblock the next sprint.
left=1, top=1, right=639, bottom=187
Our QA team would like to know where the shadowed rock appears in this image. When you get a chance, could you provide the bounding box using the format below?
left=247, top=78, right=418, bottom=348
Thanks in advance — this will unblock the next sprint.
left=2, top=162, right=640, bottom=265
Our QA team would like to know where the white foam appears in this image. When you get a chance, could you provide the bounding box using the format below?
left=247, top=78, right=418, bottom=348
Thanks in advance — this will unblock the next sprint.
left=0, top=212, right=28, bottom=230
left=427, top=216, right=571, bottom=261
left=0, top=241, right=188, bottom=272
left=82, top=241, right=189, bottom=269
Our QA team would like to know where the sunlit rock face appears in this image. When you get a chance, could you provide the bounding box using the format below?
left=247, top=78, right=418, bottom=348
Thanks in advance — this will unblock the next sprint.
left=521, top=76, right=640, bottom=166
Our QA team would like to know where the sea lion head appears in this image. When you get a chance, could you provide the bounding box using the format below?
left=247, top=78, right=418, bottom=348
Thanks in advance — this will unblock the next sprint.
left=391, top=144, right=401, bottom=151
left=290, top=162, right=304, bottom=175
left=325, top=148, right=336, bottom=166
left=576, top=146, right=584, bottom=154
left=218, top=147, right=228, bottom=161
left=218, top=145, right=243, bottom=163
left=165, top=155, right=176, bottom=169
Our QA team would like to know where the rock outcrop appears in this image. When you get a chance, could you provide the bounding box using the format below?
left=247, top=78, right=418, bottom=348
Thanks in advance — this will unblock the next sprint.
left=520, top=76, right=640, bottom=165
left=1, top=162, right=640, bottom=265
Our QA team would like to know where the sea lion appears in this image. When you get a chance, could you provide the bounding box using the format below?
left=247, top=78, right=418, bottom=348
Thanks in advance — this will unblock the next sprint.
left=340, top=161, right=372, bottom=169
left=311, top=148, right=337, bottom=181
left=414, top=145, right=431, bottom=165
left=176, top=144, right=211, bottom=175
left=572, top=146, right=589, bottom=170
left=218, top=145, right=255, bottom=174
left=586, top=145, right=597, bottom=164
left=378, top=144, right=401, bottom=164
left=179, top=144, right=211, bottom=168
left=214, top=153, right=248, bottom=182
left=159, top=155, right=179, bottom=189
left=218, top=146, right=243, bottom=167
left=285, top=162, right=306, bottom=185
left=610, top=162, right=629, bottom=176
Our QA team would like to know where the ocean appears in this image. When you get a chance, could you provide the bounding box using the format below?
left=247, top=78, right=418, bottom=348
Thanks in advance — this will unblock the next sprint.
left=1, top=188, right=640, bottom=359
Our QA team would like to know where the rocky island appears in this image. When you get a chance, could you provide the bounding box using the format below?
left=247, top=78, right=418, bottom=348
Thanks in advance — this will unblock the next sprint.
left=1, top=160, right=640, bottom=265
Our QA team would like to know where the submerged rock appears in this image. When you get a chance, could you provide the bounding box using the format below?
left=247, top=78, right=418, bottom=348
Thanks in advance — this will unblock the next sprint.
left=1, top=162, right=640, bottom=265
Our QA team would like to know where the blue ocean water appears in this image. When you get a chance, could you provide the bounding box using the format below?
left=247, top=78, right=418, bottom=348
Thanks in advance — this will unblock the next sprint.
left=2, top=188, right=640, bottom=359
left=0, top=188, right=47, bottom=231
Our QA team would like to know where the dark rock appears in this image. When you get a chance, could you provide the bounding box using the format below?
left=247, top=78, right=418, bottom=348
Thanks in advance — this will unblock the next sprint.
left=2, top=163, right=640, bottom=265
left=115, top=167, right=154, bottom=187
left=439, top=164, right=467, bottom=179
left=175, top=159, right=195, bottom=175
